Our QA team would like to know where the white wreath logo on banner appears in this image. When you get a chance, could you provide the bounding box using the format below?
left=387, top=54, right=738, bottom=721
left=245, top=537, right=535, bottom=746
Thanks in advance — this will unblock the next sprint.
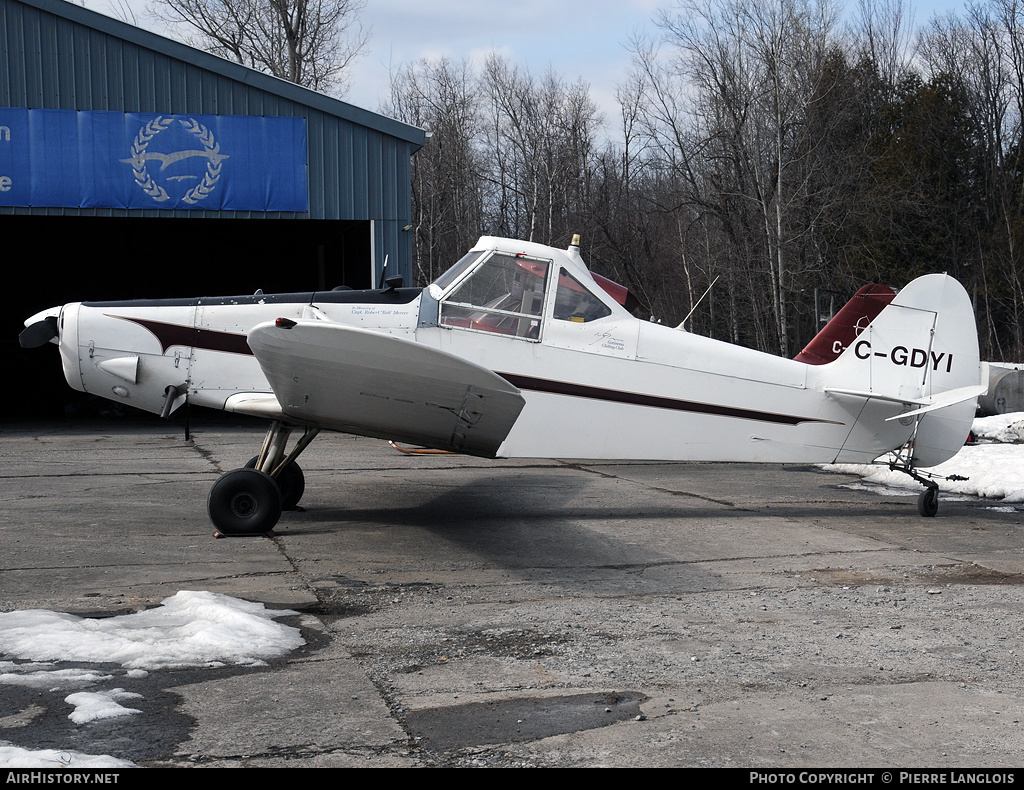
left=122, top=116, right=229, bottom=205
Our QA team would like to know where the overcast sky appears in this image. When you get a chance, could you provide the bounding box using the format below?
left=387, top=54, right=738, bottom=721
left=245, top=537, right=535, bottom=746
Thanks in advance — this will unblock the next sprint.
left=343, top=0, right=969, bottom=117
left=81, top=0, right=973, bottom=121
left=344, top=0, right=663, bottom=115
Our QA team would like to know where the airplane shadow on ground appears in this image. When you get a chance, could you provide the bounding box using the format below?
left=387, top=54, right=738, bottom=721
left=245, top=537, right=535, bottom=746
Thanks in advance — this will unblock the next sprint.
left=279, top=470, right=730, bottom=580
left=267, top=468, right=941, bottom=592
left=284, top=466, right=921, bottom=537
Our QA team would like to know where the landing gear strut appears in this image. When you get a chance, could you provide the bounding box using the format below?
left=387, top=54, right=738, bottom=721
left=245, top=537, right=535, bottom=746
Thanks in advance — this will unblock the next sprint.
left=888, top=434, right=942, bottom=518
left=207, top=421, right=320, bottom=536
left=245, top=455, right=305, bottom=511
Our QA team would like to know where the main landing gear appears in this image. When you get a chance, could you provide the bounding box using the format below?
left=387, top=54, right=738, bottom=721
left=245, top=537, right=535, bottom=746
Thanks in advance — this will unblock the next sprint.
left=207, top=421, right=319, bottom=536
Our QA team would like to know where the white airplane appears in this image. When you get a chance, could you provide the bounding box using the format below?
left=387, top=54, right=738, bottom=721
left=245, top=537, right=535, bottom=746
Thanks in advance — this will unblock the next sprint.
left=21, top=235, right=987, bottom=534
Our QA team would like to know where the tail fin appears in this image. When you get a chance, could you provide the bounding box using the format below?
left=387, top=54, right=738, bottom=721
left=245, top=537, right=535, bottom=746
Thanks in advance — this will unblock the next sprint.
left=794, top=284, right=895, bottom=365
left=823, top=274, right=985, bottom=467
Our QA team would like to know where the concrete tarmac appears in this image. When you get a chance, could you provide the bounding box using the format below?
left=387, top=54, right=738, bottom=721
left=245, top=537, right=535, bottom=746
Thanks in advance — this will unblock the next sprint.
left=1, top=418, right=1023, bottom=767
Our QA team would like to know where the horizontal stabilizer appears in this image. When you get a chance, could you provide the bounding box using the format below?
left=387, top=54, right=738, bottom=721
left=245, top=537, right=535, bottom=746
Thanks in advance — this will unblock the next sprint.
left=247, top=321, right=526, bottom=457
left=883, top=383, right=989, bottom=421
left=825, top=382, right=987, bottom=421
left=824, top=387, right=929, bottom=406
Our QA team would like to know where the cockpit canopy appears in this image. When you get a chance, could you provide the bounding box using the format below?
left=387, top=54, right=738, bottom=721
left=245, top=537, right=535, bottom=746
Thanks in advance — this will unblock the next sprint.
left=429, top=239, right=635, bottom=341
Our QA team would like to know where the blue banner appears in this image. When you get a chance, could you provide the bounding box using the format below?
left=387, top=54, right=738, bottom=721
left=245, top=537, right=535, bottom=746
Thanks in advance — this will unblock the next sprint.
left=0, top=109, right=308, bottom=211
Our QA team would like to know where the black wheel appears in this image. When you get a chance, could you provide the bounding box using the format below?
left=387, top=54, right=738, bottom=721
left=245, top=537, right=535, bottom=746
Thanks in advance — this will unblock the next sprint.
left=245, top=456, right=305, bottom=510
left=918, top=486, right=939, bottom=518
left=208, top=468, right=282, bottom=535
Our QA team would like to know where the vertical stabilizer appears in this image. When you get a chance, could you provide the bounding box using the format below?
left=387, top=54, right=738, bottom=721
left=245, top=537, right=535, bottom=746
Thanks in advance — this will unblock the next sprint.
left=824, top=274, right=983, bottom=466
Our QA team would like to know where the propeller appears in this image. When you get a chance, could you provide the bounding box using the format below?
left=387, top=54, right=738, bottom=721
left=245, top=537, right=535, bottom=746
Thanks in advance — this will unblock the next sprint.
left=19, top=316, right=58, bottom=348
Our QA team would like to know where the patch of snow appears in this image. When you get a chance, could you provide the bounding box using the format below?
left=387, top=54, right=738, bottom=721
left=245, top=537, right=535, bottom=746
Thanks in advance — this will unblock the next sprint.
left=0, top=741, right=135, bottom=768
left=973, top=413, right=1024, bottom=443
left=0, top=591, right=305, bottom=768
left=0, top=663, right=113, bottom=690
left=0, top=590, right=303, bottom=670
left=65, top=689, right=143, bottom=724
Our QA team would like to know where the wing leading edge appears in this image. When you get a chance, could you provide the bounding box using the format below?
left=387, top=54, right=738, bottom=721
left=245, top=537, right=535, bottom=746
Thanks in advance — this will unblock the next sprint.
left=246, top=320, right=526, bottom=458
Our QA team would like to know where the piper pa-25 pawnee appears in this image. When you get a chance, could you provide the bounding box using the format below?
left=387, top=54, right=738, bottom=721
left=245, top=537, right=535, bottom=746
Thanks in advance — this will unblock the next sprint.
left=21, top=234, right=988, bottom=534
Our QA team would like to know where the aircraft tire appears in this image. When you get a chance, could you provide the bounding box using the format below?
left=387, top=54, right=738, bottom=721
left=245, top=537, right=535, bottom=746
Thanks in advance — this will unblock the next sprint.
left=208, top=468, right=282, bottom=535
left=918, top=486, right=939, bottom=518
left=245, top=457, right=305, bottom=510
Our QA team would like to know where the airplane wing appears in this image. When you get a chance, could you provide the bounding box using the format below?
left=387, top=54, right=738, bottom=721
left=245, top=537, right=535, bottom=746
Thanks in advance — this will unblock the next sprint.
left=246, top=319, right=526, bottom=458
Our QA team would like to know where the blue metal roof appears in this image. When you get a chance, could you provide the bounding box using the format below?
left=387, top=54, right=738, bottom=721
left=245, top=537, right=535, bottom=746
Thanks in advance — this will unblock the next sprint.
left=3, top=0, right=424, bottom=147
left=0, top=0, right=425, bottom=225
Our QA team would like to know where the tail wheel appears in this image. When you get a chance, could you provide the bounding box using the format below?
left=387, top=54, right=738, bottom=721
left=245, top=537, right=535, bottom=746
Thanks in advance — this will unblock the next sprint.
left=208, top=469, right=283, bottom=535
left=918, top=486, right=939, bottom=518
left=245, top=456, right=305, bottom=510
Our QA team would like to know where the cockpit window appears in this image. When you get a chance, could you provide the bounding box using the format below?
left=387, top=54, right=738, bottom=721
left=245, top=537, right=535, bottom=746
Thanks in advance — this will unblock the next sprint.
left=554, top=268, right=612, bottom=322
left=440, top=252, right=550, bottom=339
left=432, top=250, right=485, bottom=292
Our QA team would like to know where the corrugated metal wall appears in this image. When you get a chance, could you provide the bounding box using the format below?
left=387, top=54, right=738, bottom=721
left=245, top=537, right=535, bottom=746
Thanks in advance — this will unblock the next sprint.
left=0, top=0, right=424, bottom=281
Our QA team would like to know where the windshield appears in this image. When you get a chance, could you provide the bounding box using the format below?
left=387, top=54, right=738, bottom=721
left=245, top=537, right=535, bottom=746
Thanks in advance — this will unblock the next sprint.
left=431, top=250, right=485, bottom=292
left=440, top=252, right=551, bottom=340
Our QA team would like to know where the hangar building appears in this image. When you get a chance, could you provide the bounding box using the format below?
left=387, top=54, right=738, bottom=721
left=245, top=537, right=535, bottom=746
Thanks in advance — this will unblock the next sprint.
left=1, top=0, right=426, bottom=417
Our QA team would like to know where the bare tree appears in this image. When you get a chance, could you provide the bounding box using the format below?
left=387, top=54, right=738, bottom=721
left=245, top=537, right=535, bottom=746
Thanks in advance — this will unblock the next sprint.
left=852, top=0, right=915, bottom=96
left=151, top=0, right=369, bottom=94
left=633, top=0, right=842, bottom=354
left=481, top=56, right=601, bottom=246
left=383, top=57, right=484, bottom=284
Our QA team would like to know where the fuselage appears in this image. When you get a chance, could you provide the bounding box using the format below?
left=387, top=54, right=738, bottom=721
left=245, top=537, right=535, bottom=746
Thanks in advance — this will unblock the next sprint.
left=40, top=235, right=940, bottom=466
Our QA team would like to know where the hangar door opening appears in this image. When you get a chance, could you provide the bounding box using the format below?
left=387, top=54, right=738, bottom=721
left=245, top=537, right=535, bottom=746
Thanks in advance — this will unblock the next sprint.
left=7, top=215, right=373, bottom=300
left=6, top=214, right=373, bottom=418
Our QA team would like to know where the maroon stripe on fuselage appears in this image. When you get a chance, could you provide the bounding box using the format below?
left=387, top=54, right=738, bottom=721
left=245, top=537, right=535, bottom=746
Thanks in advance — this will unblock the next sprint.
left=107, top=316, right=839, bottom=427
left=497, top=372, right=841, bottom=426
left=110, top=316, right=253, bottom=355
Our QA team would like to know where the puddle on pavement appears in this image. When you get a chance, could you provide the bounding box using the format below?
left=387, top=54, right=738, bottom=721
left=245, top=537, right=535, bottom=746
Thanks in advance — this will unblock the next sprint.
left=405, top=690, right=646, bottom=750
